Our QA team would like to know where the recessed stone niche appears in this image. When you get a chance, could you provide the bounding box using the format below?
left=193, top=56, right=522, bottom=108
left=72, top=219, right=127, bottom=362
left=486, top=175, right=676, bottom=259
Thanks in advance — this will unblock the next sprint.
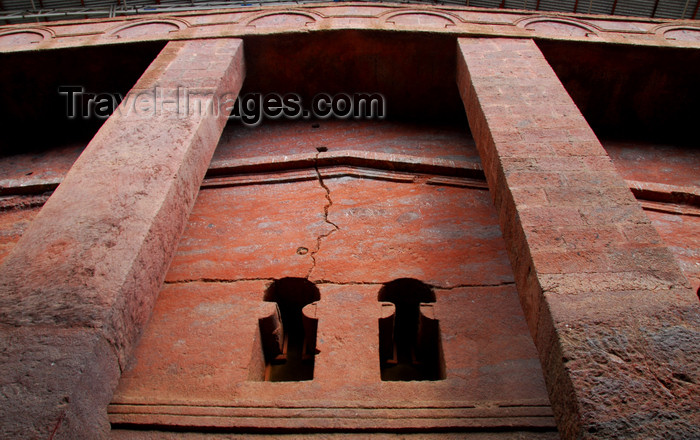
left=255, top=277, right=320, bottom=382
left=378, top=278, right=445, bottom=381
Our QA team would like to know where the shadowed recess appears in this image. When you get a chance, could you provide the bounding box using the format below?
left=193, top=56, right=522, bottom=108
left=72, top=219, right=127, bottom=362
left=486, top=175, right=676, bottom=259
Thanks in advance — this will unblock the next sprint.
left=378, top=278, right=445, bottom=381
left=0, top=41, right=166, bottom=155
left=261, top=277, right=320, bottom=382
left=538, top=40, right=700, bottom=146
left=239, top=30, right=468, bottom=125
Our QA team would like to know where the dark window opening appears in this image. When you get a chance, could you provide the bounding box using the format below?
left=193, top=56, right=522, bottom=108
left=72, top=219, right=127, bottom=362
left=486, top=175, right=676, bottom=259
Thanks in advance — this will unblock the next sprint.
left=378, top=278, right=445, bottom=381
left=259, top=277, right=320, bottom=382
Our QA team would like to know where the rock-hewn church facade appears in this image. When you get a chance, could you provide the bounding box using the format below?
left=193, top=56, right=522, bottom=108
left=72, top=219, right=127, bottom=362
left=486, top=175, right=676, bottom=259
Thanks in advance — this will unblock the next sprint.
left=0, top=3, right=698, bottom=439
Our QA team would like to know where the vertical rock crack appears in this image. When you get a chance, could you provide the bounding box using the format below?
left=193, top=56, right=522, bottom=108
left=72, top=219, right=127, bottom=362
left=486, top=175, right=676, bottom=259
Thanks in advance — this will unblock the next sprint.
left=307, top=152, right=340, bottom=279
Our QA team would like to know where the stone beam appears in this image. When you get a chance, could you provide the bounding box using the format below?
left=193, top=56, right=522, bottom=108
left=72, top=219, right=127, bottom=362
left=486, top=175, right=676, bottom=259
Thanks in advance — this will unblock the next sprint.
left=0, top=38, right=244, bottom=438
left=457, top=37, right=699, bottom=439
left=1, top=6, right=700, bottom=54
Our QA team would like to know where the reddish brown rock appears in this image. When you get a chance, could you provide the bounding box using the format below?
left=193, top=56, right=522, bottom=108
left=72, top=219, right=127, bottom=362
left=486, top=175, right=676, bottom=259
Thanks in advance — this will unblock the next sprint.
left=312, top=176, right=513, bottom=286
left=0, top=325, right=119, bottom=439
left=646, top=209, right=700, bottom=294
left=111, top=158, right=553, bottom=432
left=457, top=37, right=700, bottom=439
left=0, top=38, right=245, bottom=438
left=0, top=5, right=697, bottom=439
left=213, top=120, right=480, bottom=164
left=0, top=204, right=41, bottom=265
left=110, top=432, right=560, bottom=440
left=602, top=140, right=699, bottom=189
left=0, top=143, right=85, bottom=194
left=165, top=179, right=330, bottom=282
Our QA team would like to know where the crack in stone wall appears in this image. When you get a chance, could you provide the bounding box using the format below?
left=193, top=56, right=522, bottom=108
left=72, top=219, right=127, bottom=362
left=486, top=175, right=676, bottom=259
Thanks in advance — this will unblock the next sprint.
left=433, top=281, right=516, bottom=290
left=307, top=153, right=340, bottom=279
left=163, top=279, right=518, bottom=289
left=312, top=280, right=516, bottom=289
left=164, top=277, right=275, bottom=285
left=161, top=163, right=520, bottom=289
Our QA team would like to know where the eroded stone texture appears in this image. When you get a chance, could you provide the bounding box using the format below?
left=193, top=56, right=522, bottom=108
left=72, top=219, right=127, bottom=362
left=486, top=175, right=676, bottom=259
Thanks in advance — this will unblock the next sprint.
left=0, top=204, right=42, bottom=265
left=602, top=140, right=700, bottom=189
left=0, top=143, right=85, bottom=191
left=113, top=279, right=554, bottom=429
left=164, top=179, right=330, bottom=282
left=114, top=281, right=270, bottom=401
left=457, top=37, right=700, bottom=439
left=0, top=6, right=696, bottom=440
left=214, top=120, right=480, bottom=164
left=209, top=119, right=483, bottom=179
left=0, top=4, right=697, bottom=55
left=0, top=38, right=245, bottom=438
left=0, top=326, right=119, bottom=439
left=0, top=37, right=245, bottom=360
left=312, top=176, right=513, bottom=286
left=646, top=210, right=700, bottom=294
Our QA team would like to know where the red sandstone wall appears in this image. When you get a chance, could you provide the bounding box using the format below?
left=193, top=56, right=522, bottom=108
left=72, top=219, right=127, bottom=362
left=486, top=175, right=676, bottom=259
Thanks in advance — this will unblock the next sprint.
left=646, top=210, right=700, bottom=293
left=213, top=120, right=480, bottom=163
left=601, top=140, right=700, bottom=293
left=603, top=140, right=699, bottom=189
left=4, top=128, right=697, bottom=298
left=108, top=120, right=557, bottom=432
left=0, top=205, right=42, bottom=264
left=0, top=144, right=86, bottom=265
left=4, top=20, right=697, bottom=436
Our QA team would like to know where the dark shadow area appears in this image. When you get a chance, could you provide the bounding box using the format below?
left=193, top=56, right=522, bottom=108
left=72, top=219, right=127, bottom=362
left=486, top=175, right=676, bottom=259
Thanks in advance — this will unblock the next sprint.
left=0, top=41, right=166, bottom=155
left=239, top=30, right=468, bottom=125
left=537, top=40, right=700, bottom=146
left=261, top=277, right=320, bottom=382
left=378, top=278, right=445, bottom=381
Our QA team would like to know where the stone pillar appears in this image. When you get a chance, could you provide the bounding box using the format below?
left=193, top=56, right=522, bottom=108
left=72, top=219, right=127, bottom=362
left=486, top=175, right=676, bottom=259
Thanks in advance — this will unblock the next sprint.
left=457, top=37, right=699, bottom=439
left=0, top=38, right=244, bottom=439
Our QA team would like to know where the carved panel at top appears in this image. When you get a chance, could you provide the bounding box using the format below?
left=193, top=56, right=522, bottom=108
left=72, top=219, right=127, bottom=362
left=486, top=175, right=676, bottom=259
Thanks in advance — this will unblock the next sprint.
left=664, top=28, right=700, bottom=42
left=113, top=21, right=181, bottom=39
left=248, top=12, right=316, bottom=28
left=525, top=19, right=593, bottom=37
left=386, top=12, right=455, bottom=27
left=0, top=31, right=44, bottom=46
left=317, top=6, right=391, bottom=17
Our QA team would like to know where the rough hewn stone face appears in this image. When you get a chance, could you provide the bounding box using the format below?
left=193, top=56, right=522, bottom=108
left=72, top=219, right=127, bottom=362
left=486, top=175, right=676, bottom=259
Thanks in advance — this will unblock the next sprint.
left=0, top=326, right=119, bottom=439
left=0, top=205, right=41, bottom=265
left=645, top=210, right=700, bottom=294
left=0, top=38, right=245, bottom=439
left=457, top=37, right=700, bottom=439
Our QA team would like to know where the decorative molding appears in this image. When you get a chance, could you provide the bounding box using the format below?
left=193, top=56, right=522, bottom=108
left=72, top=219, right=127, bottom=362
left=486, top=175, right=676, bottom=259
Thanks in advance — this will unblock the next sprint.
left=384, top=10, right=460, bottom=28
left=245, top=10, right=321, bottom=28
left=108, top=402, right=556, bottom=430
left=0, top=27, right=54, bottom=46
left=516, top=16, right=600, bottom=38
left=655, top=24, right=700, bottom=41
left=0, top=3, right=698, bottom=52
left=107, top=18, right=189, bottom=39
